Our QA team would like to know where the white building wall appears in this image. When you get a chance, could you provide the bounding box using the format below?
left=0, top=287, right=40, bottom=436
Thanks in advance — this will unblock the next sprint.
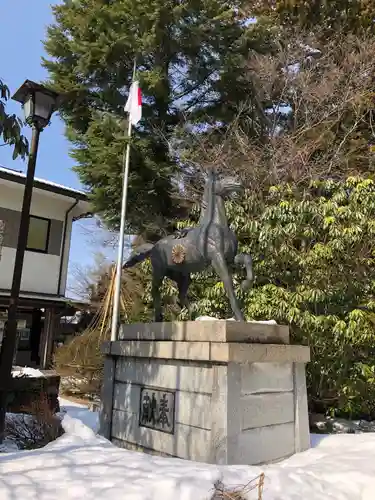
left=0, top=248, right=60, bottom=295
left=0, top=180, right=77, bottom=296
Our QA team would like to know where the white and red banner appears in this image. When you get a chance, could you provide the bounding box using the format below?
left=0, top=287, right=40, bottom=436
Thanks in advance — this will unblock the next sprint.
left=124, top=81, right=142, bottom=125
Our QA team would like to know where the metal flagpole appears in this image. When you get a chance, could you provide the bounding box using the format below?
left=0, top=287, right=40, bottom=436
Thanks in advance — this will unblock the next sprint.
left=110, top=59, right=137, bottom=342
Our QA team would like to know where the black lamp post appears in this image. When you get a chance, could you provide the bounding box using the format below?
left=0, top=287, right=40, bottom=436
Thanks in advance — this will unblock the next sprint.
left=0, top=80, right=60, bottom=443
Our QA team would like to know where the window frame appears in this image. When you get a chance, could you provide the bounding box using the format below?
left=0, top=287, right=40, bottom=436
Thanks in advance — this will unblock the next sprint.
left=26, top=215, right=51, bottom=254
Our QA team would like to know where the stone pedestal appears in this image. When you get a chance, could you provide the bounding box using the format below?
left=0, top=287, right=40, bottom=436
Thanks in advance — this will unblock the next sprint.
left=99, top=321, right=310, bottom=465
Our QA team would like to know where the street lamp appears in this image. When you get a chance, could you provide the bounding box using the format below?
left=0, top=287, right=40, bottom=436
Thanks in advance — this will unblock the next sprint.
left=14, top=80, right=59, bottom=130
left=0, top=80, right=60, bottom=443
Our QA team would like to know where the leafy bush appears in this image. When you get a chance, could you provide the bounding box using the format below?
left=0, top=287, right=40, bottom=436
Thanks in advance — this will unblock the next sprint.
left=175, top=177, right=375, bottom=418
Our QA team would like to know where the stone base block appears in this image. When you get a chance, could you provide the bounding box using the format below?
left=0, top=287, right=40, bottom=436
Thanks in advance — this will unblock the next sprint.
left=100, top=321, right=310, bottom=465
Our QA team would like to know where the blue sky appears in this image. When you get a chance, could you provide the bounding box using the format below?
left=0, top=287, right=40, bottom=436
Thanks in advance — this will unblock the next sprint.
left=0, top=0, right=115, bottom=297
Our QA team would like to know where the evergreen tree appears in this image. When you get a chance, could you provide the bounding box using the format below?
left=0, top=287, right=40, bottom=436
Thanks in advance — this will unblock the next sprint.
left=0, top=79, right=28, bottom=159
left=43, top=0, right=274, bottom=236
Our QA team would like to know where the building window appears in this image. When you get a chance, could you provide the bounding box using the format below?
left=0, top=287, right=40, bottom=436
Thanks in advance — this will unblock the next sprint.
left=26, top=216, right=50, bottom=253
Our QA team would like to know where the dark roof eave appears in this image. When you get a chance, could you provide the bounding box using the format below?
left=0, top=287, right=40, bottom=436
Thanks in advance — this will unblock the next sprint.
left=0, top=291, right=90, bottom=310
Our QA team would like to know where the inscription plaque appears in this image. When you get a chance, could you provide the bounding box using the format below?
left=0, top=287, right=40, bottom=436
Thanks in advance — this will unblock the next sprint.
left=139, top=386, right=175, bottom=434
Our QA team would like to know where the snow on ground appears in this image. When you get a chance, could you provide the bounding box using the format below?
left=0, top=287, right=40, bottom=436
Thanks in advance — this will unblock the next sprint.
left=311, top=414, right=375, bottom=434
left=0, top=399, right=374, bottom=499
left=196, top=316, right=277, bottom=324
left=12, top=367, right=45, bottom=378
left=59, top=398, right=99, bottom=433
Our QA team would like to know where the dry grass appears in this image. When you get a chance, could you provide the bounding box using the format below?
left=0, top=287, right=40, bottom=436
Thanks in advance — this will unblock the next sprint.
left=5, top=392, right=63, bottom=450
left=211, top=474, right=265, bottom=500
left=54, top=263, right=146, bottom=401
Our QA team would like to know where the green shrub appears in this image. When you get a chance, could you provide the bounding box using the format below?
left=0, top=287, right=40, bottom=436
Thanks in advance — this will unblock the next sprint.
left=173, top=177, right=375, bottom=418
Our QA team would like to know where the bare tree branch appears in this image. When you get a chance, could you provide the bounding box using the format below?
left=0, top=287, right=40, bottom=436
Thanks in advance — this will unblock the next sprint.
left=169, top=29, right=375, bottom=195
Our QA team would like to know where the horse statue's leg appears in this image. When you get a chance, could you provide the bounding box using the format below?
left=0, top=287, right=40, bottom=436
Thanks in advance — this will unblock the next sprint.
left=212, top=253, right=245, bottom=321
left=176, top=274, right=192, bottom=319
left=151, top=271, right=164, bottom=322
left=234, top=253, right=254, bottom=291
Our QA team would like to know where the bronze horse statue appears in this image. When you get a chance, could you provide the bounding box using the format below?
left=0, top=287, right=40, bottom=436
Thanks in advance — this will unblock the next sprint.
left=124, top=169, right=253, bottom=321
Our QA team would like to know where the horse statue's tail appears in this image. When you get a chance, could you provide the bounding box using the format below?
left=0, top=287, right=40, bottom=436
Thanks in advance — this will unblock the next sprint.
left=123, top=243, right=154, bottom=268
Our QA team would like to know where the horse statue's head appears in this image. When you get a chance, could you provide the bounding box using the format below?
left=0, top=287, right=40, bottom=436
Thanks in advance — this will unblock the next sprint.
left=206, top=168, right=243, bottom=200
left=216, top=175, right=243, bottom=199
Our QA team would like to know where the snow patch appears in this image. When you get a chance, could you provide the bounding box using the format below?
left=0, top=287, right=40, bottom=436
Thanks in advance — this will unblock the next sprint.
left=12, top=367, right=45, bottom=378
left=298, top=42, right=322, bottom=56
left=60, top=414, right=97, bottom=441
left=58, top=398, right=99, bottom=433
left=0, top=397, right=374, bottom=499
left=311, top=414, right=375, bottom=434
left=196, top=316, right=277, bottom=324
left=0, top=417, right=374, bottom=499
